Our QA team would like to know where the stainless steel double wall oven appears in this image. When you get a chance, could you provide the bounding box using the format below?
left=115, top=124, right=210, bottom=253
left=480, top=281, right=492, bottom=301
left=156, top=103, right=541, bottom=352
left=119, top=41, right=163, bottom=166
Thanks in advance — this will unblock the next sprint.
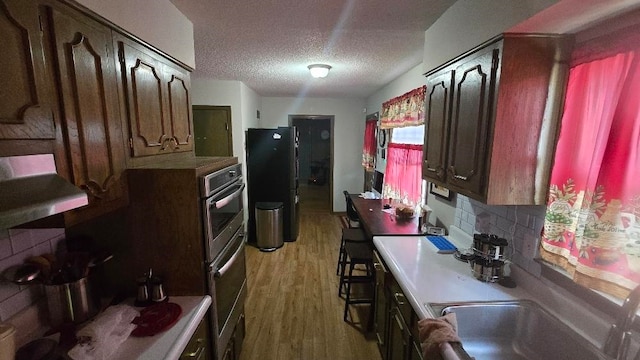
left=201, top=163, right=247, bottom=360
left=126, top=158, right=246, bottom=360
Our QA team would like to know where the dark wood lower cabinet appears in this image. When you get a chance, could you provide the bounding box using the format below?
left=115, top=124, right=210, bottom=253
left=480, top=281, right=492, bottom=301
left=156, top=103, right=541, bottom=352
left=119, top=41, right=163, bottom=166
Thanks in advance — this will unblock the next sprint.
left=374, top=250, right=389, bottom=358
left=181, top=317, right=211, bottom=360
left=374, top=250, right=423, bottom=360
left=222, top=313, right=245, bottom=360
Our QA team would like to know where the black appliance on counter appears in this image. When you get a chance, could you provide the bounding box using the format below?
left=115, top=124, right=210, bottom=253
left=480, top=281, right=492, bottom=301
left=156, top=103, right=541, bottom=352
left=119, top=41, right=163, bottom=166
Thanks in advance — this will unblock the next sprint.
left=246, top=127, right=299, bottom=242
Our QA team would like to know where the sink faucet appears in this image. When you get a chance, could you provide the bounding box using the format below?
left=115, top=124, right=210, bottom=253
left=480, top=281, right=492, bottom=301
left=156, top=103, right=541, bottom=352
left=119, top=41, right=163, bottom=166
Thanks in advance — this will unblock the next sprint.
left=604, top=284, right=640, bottom=360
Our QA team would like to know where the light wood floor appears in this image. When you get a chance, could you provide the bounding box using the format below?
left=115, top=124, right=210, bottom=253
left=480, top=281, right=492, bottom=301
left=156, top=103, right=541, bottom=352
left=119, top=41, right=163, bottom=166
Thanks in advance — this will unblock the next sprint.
left=239, top=184, right=381, bottom=360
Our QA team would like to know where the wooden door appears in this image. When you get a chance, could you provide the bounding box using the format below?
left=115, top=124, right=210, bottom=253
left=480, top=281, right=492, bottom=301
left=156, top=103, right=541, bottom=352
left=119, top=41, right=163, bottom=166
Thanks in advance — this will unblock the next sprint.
left=117, top=36, right=168, bottom=157
left=423, top=69, right=452, bottom=183
left=0, top=0, right=56, bottom=141
left=193, top=105, right=232, bottom=156
left=447, top=45, right=498, bottom=197
left=48, top=5, right=127, bottom=214
left=164, top=63, right=193, bottom=153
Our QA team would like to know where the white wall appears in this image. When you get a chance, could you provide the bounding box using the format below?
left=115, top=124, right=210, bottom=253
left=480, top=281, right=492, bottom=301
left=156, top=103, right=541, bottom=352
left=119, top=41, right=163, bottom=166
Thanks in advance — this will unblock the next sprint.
left=261, top=97, right=366, bottom=212
left=76, top=0, right=195, bottom=68
left=423, top=0, right=559, bottom=73
left=0, top=229, right=65, bottom=344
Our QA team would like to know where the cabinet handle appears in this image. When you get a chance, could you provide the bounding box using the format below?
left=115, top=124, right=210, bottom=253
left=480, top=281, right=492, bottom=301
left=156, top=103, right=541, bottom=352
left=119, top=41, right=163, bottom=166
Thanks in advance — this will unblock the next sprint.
left=82, top=183, right=104, bottom=200
left=426, top=167, right=437, bottom=172
left=171, top=137, right=179, bottom=149
left=181, top=339, right=205, bottom=359
left=393, top=292, right=405, bottom=305
left=449, top=166, right=474, bottom=181
left=160, top=137, right=170, bottom=150
left=394, top=311, right=404, bottom=331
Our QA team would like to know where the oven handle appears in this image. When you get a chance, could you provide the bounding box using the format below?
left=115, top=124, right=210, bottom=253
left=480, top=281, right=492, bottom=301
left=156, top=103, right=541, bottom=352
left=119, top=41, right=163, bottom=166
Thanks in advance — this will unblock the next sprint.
left=212, top=183, right=245, bottom=209
left=211, top=234, right=244, bottom=278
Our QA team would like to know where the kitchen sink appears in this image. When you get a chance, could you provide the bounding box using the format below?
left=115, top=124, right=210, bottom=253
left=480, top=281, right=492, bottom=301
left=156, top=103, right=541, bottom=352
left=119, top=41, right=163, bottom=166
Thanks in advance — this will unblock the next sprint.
left=425, top=300, right=610, bottom=360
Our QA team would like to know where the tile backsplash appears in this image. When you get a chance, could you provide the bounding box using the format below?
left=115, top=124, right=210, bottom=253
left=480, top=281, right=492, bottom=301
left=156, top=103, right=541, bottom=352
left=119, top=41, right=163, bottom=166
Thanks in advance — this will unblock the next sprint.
left=0, top=228, right=65, bottom=321
left=454, top=195, right=547, bottom=278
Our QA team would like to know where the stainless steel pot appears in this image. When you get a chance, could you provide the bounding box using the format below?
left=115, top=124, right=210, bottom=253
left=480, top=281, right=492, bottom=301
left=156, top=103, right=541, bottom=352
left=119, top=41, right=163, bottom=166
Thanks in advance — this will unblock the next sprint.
left=45, top=277, right=99, bottom=327
left=470, top=257, right=504, bottom=283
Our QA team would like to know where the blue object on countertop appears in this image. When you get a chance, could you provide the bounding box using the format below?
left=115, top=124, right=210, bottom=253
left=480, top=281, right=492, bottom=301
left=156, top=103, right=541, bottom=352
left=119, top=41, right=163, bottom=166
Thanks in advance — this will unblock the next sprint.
left=426, top=236, right=457, bottom=254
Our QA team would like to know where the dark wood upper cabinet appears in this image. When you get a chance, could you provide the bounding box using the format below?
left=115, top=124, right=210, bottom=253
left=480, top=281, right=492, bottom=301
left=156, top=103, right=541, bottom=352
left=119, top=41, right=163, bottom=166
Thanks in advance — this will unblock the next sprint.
left=117, top=38, right=167, bottom=157
left=423, top=34, right=573, bottom=205
left=0, top=0, right=56, bottom=142
left=446, top=45, right=496, bottom=198
left=115, top=35, right=193, bottom=159
left=0, top=0, right=195, bottom=225
left=47, top=4, right=127, bottom=224
left=423, top=70, right=452, bottom=183
left=165, top=63, right=193, bottom=151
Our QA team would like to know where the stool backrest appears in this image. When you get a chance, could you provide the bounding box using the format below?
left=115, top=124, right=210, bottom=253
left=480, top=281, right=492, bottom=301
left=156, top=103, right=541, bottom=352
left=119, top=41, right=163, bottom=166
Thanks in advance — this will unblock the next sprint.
left=343, top=191, right=360, bottom=222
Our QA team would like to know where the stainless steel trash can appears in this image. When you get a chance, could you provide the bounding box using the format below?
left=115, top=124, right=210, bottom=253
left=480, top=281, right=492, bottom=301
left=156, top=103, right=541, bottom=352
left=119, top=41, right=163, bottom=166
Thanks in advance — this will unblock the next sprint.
left=255, top=202, right=284, bottom=252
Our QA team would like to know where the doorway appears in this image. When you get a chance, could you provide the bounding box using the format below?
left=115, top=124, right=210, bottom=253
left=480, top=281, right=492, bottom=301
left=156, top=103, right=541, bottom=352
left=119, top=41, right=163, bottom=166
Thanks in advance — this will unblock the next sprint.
left=193, top=105, right=233, bottom=156
left=290, top=115, right=334, bottom=214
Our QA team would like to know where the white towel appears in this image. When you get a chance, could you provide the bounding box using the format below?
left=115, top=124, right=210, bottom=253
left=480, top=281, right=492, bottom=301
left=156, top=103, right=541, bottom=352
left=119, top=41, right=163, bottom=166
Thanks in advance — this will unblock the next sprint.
left=68, top=304, right=139, bottom=360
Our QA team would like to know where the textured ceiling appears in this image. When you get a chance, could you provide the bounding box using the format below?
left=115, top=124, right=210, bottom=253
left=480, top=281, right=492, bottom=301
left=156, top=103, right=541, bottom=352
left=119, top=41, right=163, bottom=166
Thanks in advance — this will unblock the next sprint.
left=169, top=0, right=457, bottom=98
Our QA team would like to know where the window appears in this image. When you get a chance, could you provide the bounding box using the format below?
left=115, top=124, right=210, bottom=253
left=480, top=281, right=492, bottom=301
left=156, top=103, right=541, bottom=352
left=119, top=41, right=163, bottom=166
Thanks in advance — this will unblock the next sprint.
left=390, top=125, right=424, bottom=145
left=382, top=125, right=424, bottom=205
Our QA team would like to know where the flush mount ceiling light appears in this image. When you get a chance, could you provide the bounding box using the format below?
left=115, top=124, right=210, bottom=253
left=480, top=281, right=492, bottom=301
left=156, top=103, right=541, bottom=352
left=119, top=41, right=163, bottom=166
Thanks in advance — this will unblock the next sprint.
left=307, top=64, right=332, bottom=78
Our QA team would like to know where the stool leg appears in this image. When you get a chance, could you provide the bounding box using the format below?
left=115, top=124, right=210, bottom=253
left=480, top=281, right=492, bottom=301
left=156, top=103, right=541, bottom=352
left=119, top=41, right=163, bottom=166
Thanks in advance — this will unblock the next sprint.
left=336, top=237, right=345, bottom=276
left=338, top=250, right=348, bottom=297
left=343, top=261, right=355, bottom=322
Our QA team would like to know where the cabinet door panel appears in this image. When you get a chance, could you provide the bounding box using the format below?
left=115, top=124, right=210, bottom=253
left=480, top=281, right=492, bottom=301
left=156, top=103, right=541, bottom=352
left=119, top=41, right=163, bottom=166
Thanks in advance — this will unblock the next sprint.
left=165, top=64, right=192, bottom=152
left=119, top=40, right=168, bottom=157
left=388, top=308, right=407, bottom=360
left=0, top=0, right=55, bottom=140
left=49, top=6, right=125, bottom=203
left=448, top=48, right=497, bottom=197
left=423, top=71, right=452, bottom=182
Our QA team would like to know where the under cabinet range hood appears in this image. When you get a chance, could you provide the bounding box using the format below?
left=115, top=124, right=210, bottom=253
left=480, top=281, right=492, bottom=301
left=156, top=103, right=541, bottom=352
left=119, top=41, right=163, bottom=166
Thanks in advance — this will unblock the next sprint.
left=0, top=154, right=88, bottom=229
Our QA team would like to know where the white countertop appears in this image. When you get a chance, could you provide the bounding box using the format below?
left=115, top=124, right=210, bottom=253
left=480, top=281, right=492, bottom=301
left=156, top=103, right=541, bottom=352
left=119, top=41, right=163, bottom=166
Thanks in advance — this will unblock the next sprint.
left=373, top=230, right=614, bottom=349
left=90, top=295, right=211, bottom=360
left=373, top=235, right=530, bottom=319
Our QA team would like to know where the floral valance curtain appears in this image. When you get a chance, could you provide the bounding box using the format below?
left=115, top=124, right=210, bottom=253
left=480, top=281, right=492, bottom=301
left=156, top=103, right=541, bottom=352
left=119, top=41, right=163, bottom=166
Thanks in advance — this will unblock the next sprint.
left=382, top=143, right=423, bottom=206
left=362, top=119, right=377, bottom=171
left=380, top=86, right=426, bottom=129
left=540, top=49, right=640, bottom=299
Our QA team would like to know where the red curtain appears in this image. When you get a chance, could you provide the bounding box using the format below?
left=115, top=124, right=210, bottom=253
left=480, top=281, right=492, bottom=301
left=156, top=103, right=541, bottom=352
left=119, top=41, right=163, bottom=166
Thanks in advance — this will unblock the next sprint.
left=362, top=119, right=377, bottom=170
left=380, top=86, right=426, bottom=129
left=382, top=143, right=423, bottom=206
left=540, top=50, right=640, bottom=298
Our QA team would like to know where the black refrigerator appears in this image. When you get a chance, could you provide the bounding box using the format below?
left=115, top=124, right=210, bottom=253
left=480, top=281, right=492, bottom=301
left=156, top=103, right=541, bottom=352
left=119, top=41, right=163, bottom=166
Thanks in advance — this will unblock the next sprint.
left=246, top=126, right=299, bottom=242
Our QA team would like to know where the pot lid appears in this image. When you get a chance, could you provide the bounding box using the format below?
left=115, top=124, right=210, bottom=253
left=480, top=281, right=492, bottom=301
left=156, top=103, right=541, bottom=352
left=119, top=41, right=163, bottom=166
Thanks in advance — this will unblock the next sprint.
left=0, top=154, right=88, bottom=229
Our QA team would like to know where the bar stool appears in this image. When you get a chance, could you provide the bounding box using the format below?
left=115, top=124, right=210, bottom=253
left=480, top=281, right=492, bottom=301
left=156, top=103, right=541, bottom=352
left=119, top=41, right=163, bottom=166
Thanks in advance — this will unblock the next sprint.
left=340, top=241, right=375, bottom=330
left=343, top=190, right=361, bottom=228
left=336, top=227, right=368, bottom=284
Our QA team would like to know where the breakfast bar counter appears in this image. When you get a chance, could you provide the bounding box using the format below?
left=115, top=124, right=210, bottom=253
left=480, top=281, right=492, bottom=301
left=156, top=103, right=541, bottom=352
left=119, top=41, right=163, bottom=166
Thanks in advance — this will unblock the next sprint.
left=350, top=194, right=424, bottom=238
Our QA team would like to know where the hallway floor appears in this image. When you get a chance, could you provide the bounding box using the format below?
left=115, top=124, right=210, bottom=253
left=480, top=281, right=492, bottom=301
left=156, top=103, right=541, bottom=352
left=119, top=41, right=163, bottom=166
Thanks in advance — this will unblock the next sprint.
left=239, top=184, right=380, bottom=360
